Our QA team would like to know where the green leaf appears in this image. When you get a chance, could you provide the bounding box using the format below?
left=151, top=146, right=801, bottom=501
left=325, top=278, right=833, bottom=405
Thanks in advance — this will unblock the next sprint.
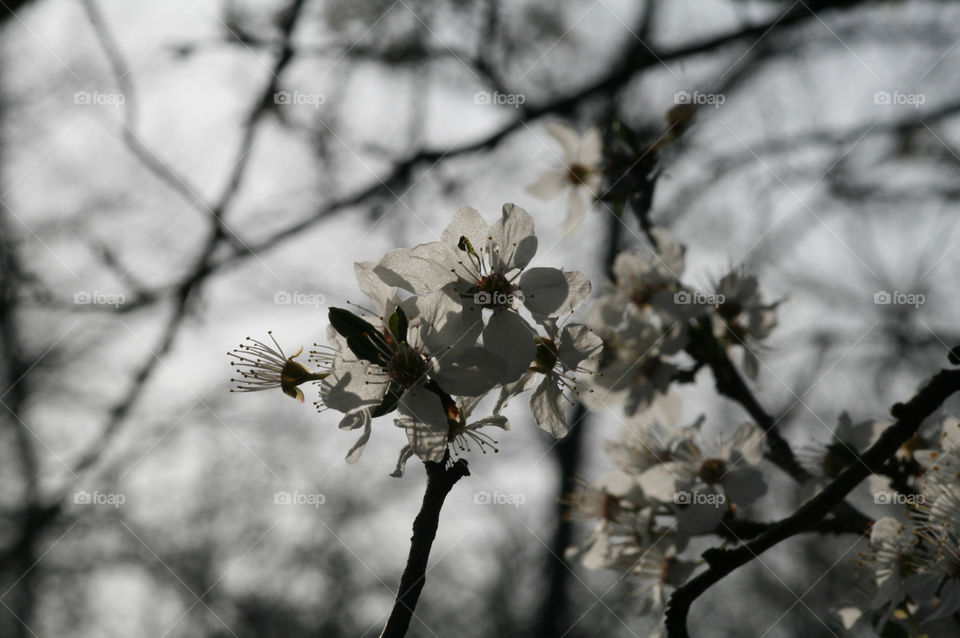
left=388, top=308, right=408, bottom=343
left=329, top=307, right=378, bottom=339
left=329, top=307, right=389, bottom=365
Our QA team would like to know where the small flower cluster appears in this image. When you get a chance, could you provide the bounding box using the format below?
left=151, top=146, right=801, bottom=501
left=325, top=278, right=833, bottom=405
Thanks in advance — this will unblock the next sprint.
left=582, top=228, right=781, bottom=415
left=229, top=203, right=602, bottom=475
left=567, top=227, right=781, bottom=635
left=841, top=416, right=960, bottom=636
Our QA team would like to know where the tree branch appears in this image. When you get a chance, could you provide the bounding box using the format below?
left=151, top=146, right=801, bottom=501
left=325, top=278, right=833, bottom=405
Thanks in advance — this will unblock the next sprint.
left=665, top=366, right=960, bottom=638
left=380, top=459, right=470, bottom=638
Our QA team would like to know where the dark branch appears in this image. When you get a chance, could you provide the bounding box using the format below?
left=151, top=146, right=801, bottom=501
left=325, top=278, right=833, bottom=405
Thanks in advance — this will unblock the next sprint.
left=665, top=366, right=960, bottom=638
left=380, top=459, right=470, bottom=638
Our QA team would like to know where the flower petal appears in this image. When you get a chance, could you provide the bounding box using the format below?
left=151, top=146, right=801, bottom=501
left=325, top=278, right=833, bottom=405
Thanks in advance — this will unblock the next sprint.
left=527, top=170, right=568, bottom=201
left=396, top=386, right=449, bottom=462
left=519, top=267, right=591, bottom=319
left=482, top=310, right=536, bottom=383
left=490, top=203, right=538, bottom=272
left=530, top=377, right=567, bottom=437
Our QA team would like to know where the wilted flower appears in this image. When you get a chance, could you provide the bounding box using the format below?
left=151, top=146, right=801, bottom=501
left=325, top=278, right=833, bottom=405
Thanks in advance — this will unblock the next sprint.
left=527, top=122, right=603, bottom=234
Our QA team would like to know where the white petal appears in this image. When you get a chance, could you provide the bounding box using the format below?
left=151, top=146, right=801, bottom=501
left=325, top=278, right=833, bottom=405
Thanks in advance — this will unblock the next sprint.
left=563, top=189, right=587, bottom=235
left=519, top=268, right=592, bottom=319
left=397, top=387, right=449, bottom=462
left=490, top=203, right=538, bottom=272
left=638, top=463, right=685, bottom=503
left=354, top=261, right=394, bottom=315
left=728, top=422, right=766, bottom=465
left=322, top=360, right=386, bottom=414
left=720, top=466, right=766, bottom=507
left=441, top=204, right=489, bottom=252
left=375, top=243, right=457, bottom=295
left=527, top=170, right=568, bottom=200
left=482, top=310, right=536, bottom=383
left=545, top=122, right=580, bottom=161
left=344, top=413, right=372, bottom=463
left=577, top=127, right=603, bottom=166
left=531, top=377, right=568, bottom=437
left=390, top=445, right=416, bottom=478
left=558, top=323, right=603, bottom=371
left=432, top=346, right=506, bottom=396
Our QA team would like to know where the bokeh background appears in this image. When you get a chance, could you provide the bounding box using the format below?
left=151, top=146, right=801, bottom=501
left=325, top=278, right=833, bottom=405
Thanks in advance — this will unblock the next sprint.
left=2, top=0, right=960, bottom=636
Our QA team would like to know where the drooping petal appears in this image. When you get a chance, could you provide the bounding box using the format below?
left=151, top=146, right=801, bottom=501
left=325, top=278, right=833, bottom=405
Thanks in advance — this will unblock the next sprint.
left=530, top=377, right=568, bottom=437
left=396, top=386, right=449, bottom=462
left=344, top=412, right=372, bottom=463
left=519, top=267, right=592, bottom=319
left=390, top=445, right=416, bottom=478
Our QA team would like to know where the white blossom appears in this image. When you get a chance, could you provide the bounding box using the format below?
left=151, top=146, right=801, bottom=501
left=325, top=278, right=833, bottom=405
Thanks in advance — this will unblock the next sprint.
left=527, top=123, right=603, bottom=234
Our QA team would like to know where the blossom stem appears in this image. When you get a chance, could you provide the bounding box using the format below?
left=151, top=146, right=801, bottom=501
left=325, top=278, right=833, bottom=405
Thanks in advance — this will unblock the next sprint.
left=380, top=458, right=470, bottom=638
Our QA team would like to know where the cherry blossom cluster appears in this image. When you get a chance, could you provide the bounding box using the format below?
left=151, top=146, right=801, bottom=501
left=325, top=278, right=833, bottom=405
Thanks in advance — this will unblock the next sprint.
left=838, top=416, right=960, bottom=637
left=230, top=203, right=602, bottom=475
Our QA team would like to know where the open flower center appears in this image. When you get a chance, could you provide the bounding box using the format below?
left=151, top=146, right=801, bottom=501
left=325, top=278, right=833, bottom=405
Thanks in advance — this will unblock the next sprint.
left=533, top=337, right=559, bottom=374
left=567, top=162, right=594, bottom=185
left=630, top=282, right=666, bottom=308
left=698, top=457, right=727, bottom=484
left=387, top=343, right=431, bottom=387
left=476, top=272, right=516, bottom=308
